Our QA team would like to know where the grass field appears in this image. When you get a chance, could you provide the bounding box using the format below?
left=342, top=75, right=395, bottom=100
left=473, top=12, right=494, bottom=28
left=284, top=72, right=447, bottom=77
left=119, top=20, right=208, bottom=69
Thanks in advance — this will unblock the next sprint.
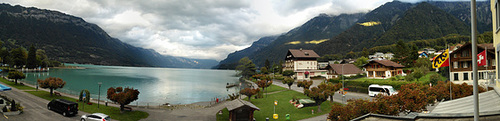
left=250, top=90, right=335, bottom=120
left=263, top=84, right=287, bottom=93
left=0, top=78, right=36, bottom=90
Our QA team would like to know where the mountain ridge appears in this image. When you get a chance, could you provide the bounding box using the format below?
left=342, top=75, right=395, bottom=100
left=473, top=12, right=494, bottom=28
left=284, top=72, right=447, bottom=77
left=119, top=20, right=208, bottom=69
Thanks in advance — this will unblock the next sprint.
left=216, top=1, right=491, bottom=68
left=0, top=3, right=218, bottom=68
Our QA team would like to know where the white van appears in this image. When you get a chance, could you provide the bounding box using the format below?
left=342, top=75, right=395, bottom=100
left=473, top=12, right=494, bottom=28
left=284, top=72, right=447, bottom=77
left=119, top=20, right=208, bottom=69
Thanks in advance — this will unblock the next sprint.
left=368, top=84, right=398, bottom=97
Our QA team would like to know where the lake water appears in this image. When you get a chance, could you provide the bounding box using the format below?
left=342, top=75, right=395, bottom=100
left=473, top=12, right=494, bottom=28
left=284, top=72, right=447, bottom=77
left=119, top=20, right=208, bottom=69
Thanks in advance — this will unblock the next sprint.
left=20, top=64, right=241, bottom=105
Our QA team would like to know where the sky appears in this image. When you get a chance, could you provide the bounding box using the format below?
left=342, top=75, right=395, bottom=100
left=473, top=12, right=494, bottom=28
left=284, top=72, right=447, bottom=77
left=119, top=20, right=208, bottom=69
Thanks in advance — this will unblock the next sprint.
left=1, top=0, right=481, bottom=61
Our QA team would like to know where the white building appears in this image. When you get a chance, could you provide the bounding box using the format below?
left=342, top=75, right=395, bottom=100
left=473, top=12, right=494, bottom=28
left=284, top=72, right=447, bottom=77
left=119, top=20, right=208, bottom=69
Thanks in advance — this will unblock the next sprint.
left=283, top=49, right=327, bottom=80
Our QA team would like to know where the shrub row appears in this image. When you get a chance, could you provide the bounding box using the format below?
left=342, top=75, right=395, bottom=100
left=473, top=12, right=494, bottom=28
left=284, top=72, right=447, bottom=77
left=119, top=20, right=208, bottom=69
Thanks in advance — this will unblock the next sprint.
left=328, top=78, right=430, bottom=91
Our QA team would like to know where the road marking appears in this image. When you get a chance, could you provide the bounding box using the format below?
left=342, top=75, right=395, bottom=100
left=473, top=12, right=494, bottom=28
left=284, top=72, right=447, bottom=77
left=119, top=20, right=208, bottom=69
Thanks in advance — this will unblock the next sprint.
left=3, top=114, right=8, bottom=119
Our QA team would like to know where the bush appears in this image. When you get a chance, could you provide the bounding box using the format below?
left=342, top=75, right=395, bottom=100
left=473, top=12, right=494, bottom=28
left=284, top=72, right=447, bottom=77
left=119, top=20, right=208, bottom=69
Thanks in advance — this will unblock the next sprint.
left=429, top=74, right=441, bottom=85
left=405, top=74, right=415, bottom=82
left=274, top=76, right=284, bottom=80
left=282, top=70, right=294, bottom=77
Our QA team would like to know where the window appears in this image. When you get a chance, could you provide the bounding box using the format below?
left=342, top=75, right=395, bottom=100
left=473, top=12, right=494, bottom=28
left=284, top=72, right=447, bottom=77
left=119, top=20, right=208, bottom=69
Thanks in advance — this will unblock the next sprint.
left=454, top=73, right=459, bottom=81
left=497, top=0, right=500, bottom=32
left=462, top=51, right=469, bottom=57
left=492, top=59, right=496, bottom=66
left=463, top=61, right=468, bottom=68
left=453, top=62, right=458, bottom=68
left=464, top=73, right=469, bottom=80
left=479, top=72, right=485, bottom=80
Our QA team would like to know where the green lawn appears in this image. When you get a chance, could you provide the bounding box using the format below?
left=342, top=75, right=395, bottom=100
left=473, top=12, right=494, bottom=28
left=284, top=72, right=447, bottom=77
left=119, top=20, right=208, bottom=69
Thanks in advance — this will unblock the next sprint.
left=0, top=78, right=36, bottom=90
left=263, top=84, right=287, bottom=93
left=216, top=108, right=229, bottom=121
left=249, top=90, right=336, bottom=121
left=26, top=91, right=149, bottom=121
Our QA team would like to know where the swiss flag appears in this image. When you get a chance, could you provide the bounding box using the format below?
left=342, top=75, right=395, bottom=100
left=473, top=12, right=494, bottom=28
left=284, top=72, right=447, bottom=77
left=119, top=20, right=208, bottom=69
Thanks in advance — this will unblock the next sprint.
left=477, top=50, right=486, bottom=66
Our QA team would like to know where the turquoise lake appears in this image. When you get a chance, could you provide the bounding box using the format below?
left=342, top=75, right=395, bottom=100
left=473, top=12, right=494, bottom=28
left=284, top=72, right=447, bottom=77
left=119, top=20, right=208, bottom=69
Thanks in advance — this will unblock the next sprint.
left=20, top=64, right=240, bottom=105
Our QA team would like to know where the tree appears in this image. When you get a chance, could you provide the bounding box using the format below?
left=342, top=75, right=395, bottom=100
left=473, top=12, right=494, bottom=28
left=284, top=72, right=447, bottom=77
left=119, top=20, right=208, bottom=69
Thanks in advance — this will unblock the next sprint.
left=353, top=57, right=369, bottom=68
left=37, top=77, right=66, bottom=96
left=265, top=59, right=270, bottom=70
left=362, top=47, right=369, bottom=58
left=282, top=77, right=294, bottom=89
left=256, top=77, right=272, bottom=93
left=260, top=67, right=268, bottom=74
left=235, top=57, right=256, bottom=79
left=326, top=82, right=342, bottom=103
left=282, top=70, right=294, bottom=77
left=239, top=88, right=260, bottom=101
left=0, top=48, right=10, bottom=65
left=297, top=80, right=313, bottom=89
left=27, top=45, right=37, bottom=69
left=345, top=51, right=356, bottom=59
left=411, top=67, right=425, bottom=81
left=107, top=87, right=140, bottom=111
left=278, top=60, right=284, bottom=74
left=10, top=47, right=27, bottom=68
left=36, top=49, right=49, bottom=67
left=304, top=83, right=329, bottom=112
left=8, top=71, right=25, bottom=84
left=414, top=57, right=431, bottom=70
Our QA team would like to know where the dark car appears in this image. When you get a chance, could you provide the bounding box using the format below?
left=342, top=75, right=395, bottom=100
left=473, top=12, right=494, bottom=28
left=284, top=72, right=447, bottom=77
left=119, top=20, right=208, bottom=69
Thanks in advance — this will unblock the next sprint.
left=47, top=99, right=78, bottom=116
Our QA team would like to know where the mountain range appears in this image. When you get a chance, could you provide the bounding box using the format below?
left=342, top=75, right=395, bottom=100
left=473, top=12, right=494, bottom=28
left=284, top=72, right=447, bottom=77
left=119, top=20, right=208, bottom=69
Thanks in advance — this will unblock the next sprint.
left=215, top=1, right=492, bottom=69
left=0, top=4, right=218, bottom=68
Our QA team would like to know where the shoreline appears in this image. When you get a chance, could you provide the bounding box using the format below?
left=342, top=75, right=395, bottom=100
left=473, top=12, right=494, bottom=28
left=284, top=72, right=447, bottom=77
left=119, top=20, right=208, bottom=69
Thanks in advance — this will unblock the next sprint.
left=50, top=66, right=86, bottom=69
left=7, top=76, right=221, bottom=110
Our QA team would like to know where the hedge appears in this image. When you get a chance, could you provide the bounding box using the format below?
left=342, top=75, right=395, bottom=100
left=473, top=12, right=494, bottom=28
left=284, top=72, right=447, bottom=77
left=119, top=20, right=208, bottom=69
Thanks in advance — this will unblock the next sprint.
left=329, top=77, right=431, bottom=92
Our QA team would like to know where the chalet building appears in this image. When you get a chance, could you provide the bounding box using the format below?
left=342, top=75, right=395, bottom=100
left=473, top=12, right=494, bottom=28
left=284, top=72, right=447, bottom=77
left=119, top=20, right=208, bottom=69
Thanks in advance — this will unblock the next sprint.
left=283, top=49, right=327, bottom=80
left=363, top=60, right=405, bottom=79
left=325, top=64, right=364, bottom=78
left=449, top=43, right=495, bottom=85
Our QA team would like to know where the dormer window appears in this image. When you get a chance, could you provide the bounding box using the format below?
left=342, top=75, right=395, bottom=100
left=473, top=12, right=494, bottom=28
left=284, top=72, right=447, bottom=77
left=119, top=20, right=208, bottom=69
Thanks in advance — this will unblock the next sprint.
left=305, top=52, right=309, bottom=56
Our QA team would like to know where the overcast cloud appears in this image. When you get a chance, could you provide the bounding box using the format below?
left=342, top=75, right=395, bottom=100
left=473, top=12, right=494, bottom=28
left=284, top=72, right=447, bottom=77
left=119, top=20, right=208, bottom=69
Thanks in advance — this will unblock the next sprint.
left=1, top=0, right=481, bottom=61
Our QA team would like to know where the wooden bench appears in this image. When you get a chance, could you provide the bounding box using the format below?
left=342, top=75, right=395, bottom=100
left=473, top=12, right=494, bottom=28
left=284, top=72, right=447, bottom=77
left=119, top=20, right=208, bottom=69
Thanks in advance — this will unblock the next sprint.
left=123, top=107, right=132, bottom=111
left=54, top=92, right=61, bottom=96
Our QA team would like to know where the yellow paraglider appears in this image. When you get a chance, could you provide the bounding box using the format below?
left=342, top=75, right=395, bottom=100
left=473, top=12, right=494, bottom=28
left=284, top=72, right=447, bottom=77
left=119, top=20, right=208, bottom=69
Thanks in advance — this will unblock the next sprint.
left=358, top=21, right=381, bottom=26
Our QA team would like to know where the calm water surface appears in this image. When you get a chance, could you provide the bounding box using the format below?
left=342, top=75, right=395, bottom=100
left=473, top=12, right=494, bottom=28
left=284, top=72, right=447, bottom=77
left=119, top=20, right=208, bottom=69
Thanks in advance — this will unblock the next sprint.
left=21, top=64, right=240, bottom=105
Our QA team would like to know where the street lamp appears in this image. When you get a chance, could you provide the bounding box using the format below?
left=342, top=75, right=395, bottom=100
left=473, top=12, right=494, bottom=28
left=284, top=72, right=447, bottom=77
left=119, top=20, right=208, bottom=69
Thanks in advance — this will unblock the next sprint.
left=342, top=64, right=345, bottom=103
left=98, top=82, right=102, bottom=109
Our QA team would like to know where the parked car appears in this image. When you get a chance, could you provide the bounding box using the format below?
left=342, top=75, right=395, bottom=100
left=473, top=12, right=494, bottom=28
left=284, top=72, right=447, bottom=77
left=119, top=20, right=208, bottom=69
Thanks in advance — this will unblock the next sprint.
left=81, top=113, right=111, bottom=121
left=47, top=99, right=78, bottom=116
left=368, top=84, right=398, bottom=97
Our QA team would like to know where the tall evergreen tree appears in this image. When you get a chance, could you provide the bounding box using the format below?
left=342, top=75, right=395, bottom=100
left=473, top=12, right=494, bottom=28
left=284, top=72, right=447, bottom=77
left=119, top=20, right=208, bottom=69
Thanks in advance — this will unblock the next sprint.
left=265, top=59, right=270, bottom=70
left=27, top=45, right=37, bottom=69
left=10, top=47, right=27, bottom=68
left=362, top=48, right=369, bottom=58
left=236, top=57, right=256, bottom=79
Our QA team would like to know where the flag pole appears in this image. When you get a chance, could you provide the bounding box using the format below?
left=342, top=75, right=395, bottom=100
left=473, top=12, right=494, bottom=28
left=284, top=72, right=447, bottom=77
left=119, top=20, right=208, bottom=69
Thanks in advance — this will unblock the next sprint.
left=470, top=0, right=479, bottom=120
left=448, top=44, right=452, bottom=100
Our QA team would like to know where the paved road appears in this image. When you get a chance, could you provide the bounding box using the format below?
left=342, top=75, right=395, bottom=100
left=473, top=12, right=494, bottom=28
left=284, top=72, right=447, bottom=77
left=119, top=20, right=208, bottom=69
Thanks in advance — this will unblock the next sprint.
left=272, top=79, right=372, bottom=104
left=0, top=85, right=88, bottom=120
